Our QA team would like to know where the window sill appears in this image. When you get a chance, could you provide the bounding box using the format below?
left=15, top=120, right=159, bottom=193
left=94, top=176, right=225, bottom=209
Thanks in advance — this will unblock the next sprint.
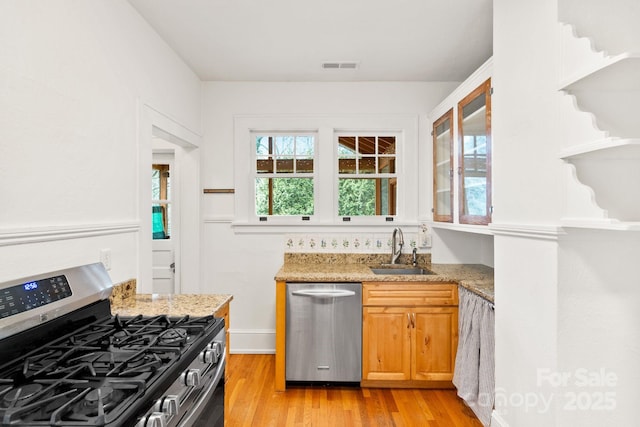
left=230, top=221, right=416, bottom=234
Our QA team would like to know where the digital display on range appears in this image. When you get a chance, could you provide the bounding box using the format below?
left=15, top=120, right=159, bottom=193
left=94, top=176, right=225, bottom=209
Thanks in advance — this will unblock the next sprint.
left=0, top=275, right=72, bottom=319
left=23, top=282, right=38, bottom=291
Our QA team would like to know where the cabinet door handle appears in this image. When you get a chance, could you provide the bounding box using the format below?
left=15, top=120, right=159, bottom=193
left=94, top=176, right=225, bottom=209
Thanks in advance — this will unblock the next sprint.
left=411, top=313, right=416, bottom=328
left=407, top=313, right=411, bottom=329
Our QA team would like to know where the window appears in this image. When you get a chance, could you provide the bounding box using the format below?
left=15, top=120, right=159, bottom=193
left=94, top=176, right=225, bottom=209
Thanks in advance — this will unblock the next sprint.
left=237, top=115, right=416, bottom=227
left=458, top=79, right=491, bottom=225
left=337, top=134, right=398, bottom=217
left=254, top=133, right=316, bottom=216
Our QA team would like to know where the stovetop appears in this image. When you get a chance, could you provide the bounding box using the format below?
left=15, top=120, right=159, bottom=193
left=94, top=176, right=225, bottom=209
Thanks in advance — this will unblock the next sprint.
left=0, top=308, right=224, bottom=426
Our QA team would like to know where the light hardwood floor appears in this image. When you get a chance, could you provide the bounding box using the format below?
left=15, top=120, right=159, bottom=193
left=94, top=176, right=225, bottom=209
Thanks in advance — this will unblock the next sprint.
left=226, top=354, right=482, bottom=427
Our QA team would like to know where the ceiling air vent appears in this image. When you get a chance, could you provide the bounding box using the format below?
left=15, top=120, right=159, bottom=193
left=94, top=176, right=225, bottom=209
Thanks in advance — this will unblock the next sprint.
left=322, top=61, right=359, bottom=70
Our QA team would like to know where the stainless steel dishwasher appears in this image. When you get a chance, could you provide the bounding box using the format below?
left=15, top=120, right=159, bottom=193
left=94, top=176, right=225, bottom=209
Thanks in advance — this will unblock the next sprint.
left=286, top=282, right=362, bottom=383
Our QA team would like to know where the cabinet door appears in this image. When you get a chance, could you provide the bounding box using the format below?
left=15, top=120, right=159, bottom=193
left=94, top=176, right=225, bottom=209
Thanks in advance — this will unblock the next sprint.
left=362, top=307, right=411, bottom=381
left=411, top=307, right=458, bottom=381
left=458, top=78, right=492, bottom=225
left=433, top=109, right=454, bottom=222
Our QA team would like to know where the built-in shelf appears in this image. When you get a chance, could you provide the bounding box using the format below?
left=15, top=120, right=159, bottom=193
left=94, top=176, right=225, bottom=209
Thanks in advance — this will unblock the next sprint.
left=559, top=0, right=640, bottom=56
left=559, top=52, right=640, bottom=92
left=559, top=53, right=640, bottom=139
left=558, top=11, right=640, bottom=230
left=560, top=219, right=640, bottom=231
left=559, top=138, right=640, bottom=160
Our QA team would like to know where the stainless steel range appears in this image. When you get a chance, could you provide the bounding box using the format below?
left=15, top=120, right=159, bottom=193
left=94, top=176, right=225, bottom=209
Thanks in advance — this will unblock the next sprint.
left=0, top=263, right=225, bottom=427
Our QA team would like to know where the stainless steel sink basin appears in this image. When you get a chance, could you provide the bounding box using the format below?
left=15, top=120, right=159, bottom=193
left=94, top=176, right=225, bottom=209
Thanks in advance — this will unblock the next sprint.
left=371, top=267, right=435, bottom=275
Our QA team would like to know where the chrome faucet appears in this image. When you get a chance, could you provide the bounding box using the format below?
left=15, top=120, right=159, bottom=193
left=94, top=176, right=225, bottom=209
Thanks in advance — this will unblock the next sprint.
left=391, top=227, right=404, bottom=264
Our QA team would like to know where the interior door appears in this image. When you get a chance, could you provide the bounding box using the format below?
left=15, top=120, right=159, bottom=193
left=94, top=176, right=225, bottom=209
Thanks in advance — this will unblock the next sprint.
left=152, top=152, right=175, bottom=293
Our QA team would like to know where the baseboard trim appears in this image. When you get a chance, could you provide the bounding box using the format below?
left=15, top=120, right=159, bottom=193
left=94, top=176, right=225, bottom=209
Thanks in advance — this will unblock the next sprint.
left=230, top=349, right=275, bottom=355
left=229, top=328, right=275, bottom=354
left=491, top=411, right=509, bottom=427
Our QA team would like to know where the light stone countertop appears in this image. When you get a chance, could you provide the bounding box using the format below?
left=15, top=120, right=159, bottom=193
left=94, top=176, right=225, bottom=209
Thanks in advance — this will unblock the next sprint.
left=275, top=260, right=494, bottom=303
left=110, top=294, right=233, bottom=317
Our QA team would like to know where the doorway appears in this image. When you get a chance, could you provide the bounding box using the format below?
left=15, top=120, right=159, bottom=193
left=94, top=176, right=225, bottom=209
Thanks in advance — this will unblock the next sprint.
left=137, top=105, right=201, bottom=295
left=152, top=150, right=176, bottom=293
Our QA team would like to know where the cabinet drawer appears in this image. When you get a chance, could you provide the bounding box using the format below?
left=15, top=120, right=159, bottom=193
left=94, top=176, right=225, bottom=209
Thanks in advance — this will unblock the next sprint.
left=363, top=282, right=458, bottom=306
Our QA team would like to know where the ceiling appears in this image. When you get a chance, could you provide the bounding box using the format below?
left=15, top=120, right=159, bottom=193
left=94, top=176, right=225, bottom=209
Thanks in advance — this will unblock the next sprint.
left=128, top=0, right=493, bottom=82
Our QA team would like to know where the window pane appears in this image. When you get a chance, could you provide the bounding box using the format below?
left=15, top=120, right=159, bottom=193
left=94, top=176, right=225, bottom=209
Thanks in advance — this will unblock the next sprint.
left=152, top=169, right=160, bottom=200
left=378, top=137, right=396, bottom=155
left=255, top=177, right=314, bottom=216
left=358, top=137, right=376, bottom=155
left=338, top=178, right=396, bottom=216
left=338, top=158, right=357, bottom=174
left=275, top=158, right=294, bottom=173
left=378, top=157, right=395, bottom=173
left=256, top=136, right=270, bottom=155
left=338, top=136, right=357, bottom=157
left=274, top=136, right=295, bottom=156
left=296, top=159, right=314, bottom=173
left=359, top=157, right=376, bottom=174
left=295, top=136, right=314, bottom=157
left=152, top=204, right=170, bottom=239
left=256, top=157, right=274, bottom=173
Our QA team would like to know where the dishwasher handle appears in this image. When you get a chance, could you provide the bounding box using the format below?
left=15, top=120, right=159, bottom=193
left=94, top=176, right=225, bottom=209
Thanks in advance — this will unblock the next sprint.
left=291, top=289, right=356, bottom=298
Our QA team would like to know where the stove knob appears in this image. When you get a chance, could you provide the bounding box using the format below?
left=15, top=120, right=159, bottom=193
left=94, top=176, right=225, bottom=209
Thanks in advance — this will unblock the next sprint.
left=200, top=348, right=219, bottom=364
left=208, top=341, right=223, bottom=357
left=144, top=412, right=166, bottom=427
left=182, top=368, right=201, bottom=386
left=154, top=395, right=180, bottom=416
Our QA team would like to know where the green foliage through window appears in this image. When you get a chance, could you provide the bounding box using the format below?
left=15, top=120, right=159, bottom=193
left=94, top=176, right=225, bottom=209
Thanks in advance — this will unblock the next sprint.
left=255, top=178, right=314, bottom=216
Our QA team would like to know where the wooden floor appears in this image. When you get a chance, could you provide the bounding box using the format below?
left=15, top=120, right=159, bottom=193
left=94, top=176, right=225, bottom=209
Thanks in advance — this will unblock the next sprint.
left=226, top=354, right=482, bottom=427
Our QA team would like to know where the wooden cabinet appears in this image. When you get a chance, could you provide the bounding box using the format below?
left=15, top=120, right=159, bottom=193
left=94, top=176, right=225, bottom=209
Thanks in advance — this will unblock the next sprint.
left=428, top=59, right=493, bottom=232
left=362, top=282, right=458, bottom=388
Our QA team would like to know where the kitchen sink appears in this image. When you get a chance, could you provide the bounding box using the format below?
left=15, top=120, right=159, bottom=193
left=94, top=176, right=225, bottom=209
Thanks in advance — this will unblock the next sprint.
left=370, top=267, right=435, bottom=275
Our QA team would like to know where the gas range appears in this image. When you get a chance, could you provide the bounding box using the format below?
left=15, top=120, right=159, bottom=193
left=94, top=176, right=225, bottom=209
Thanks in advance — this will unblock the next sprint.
left=0, top=264, right=225, bottom=427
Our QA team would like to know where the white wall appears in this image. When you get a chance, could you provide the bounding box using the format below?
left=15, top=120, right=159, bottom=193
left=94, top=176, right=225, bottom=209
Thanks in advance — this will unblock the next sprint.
left=200, top=81, right=462, bottom=352
left=0, top=1, right=202, bottom=285
left=492, top=1, right=639, bottom=426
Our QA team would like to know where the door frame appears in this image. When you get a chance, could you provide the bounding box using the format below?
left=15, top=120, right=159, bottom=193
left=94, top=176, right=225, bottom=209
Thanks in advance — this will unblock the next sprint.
left=138, top=103, right=201, bottom=294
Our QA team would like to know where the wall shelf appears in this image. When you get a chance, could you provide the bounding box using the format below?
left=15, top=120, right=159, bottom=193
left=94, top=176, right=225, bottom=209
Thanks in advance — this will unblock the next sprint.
left=558, top=8, right=640, bottom=230
left=559, top=137, right=640, bottom=160
left=559, top=0, right=640, bottom=56
left=559, top=53, right=640, bottom=139
left=560, top=219, right=640, bottom=231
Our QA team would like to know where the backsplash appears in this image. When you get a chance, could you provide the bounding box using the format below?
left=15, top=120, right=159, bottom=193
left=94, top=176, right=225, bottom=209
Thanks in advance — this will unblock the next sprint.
left=284, top=233, right=419, bottom=253
left=109, top=278, right=137, bottom=303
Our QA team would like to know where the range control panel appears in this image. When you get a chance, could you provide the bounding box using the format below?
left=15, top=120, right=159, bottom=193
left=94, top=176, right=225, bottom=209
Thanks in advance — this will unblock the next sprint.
left=0, top=275, right=72, bottom=319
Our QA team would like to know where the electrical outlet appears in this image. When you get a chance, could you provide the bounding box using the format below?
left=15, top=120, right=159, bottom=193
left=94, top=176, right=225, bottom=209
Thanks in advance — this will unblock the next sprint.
left=418, top=223, right=432, bottom=248
left=100, top=249, right=112, bottom=271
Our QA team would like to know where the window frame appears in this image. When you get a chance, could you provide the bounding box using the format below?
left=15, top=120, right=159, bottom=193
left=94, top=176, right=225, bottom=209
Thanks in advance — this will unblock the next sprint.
left=335, top=132, right=401, bottom=222
left=251, top=131, right=319, bottom=223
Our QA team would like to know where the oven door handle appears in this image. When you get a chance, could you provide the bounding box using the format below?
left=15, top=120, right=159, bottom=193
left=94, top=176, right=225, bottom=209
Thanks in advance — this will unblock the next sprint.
left=177, top=350, right=226, bottom=427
